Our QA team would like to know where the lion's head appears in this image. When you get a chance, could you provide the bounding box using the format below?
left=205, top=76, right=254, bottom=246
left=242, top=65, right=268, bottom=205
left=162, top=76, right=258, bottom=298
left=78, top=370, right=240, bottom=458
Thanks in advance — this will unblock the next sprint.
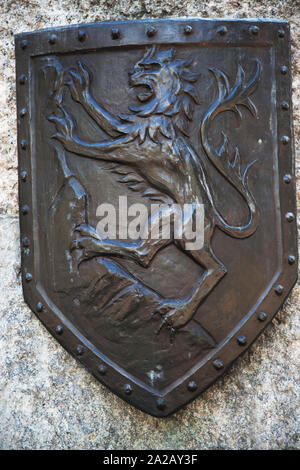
left=123, top=47, right=201, bottom=141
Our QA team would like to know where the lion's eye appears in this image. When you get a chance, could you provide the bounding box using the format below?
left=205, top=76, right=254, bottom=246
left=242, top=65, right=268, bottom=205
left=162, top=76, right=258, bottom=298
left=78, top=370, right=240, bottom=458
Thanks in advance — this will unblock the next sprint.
left=143, top=64, right=153, bottom=71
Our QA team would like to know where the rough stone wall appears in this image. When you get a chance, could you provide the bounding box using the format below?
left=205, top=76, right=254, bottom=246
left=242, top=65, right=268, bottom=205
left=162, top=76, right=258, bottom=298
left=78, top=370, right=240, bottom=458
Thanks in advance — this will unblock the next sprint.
left=0, top=0, right=299, bottom=450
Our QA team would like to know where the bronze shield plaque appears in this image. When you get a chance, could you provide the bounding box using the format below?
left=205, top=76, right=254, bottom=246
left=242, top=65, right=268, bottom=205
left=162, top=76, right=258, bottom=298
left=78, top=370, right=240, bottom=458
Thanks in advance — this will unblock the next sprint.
left=15, top=18, right=297, bottom=417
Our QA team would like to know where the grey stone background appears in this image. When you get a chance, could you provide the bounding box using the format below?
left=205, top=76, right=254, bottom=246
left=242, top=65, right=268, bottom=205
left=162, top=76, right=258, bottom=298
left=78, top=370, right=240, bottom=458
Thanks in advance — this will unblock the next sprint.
left=0, top=0, right=299, bottom=450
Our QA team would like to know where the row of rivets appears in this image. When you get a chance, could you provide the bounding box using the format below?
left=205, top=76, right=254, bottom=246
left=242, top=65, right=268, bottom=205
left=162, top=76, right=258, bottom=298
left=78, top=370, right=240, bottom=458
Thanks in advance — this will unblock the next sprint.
left=279, top=50, right=294, bottom=278
left=279, top=54, right=296, bottom=295
left=19, top=24, right=286, bottom=49
left=211, top=312, right=268, bottom=373
left=156, top=328, right=254, bottom=408
left=18, top=63, right=31, bottom=283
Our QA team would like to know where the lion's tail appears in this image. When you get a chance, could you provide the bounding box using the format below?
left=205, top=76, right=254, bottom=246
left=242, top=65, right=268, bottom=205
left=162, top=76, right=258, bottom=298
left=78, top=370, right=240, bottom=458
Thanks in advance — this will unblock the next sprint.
left=200, top=61, right=261, bottom=239
left=211, top=161, right=260, bottom=239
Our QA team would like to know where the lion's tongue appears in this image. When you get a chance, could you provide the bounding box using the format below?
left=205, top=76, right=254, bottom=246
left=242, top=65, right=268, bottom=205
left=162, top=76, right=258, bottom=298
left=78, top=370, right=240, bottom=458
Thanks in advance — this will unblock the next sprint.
left=137, top=90, right=153, bottom=102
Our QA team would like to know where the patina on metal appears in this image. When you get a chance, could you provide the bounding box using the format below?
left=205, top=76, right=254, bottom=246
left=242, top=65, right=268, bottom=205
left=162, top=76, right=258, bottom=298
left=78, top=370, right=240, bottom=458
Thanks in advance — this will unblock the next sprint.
left=15, top=18, right=298, bottom=417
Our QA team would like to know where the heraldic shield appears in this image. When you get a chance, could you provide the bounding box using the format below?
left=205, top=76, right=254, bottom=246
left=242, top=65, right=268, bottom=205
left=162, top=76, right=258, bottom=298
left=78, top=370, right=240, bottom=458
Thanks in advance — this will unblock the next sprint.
left=15, top=18, right=297, bottom=417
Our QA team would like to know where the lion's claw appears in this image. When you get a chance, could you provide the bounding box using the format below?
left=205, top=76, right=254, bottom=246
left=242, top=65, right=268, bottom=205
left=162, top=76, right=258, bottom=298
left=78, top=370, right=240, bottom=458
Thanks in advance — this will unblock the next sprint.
left=48, top=105, right=75, bottom=145
left=74, top=224, right=101, bottom=240
left=70, top=235, right=104, bottom=264
left=153, top=301, right=190, bottom=337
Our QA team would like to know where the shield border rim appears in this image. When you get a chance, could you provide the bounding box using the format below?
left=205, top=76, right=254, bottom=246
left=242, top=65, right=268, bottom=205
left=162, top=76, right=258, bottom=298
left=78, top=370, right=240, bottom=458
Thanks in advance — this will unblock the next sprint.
left=15, top=17, right=298, bottom=417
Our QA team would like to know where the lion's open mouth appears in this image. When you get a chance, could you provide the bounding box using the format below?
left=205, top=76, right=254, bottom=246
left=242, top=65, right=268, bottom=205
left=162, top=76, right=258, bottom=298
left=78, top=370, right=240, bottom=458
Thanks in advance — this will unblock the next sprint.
left=130, top=78, right=154, bottom=102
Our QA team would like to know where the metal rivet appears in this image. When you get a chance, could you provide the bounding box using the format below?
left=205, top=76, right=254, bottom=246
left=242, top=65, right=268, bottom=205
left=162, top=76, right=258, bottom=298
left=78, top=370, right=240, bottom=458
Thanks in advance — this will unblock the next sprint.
left=20, top=108, right=27, bottom=118
left=217, top=25, right=228, bottom=36
left=21, top=39, right=27, bottom=49
left=78, top=30, right=86, bottom=42
left=147, top=26, right=157, bottom=37
left=280, top=65, right=288, bottom=75
left=124, top=384, right=132, bottom=395
left=20, top=139, right=27, bottom=149
left=22, top=236, right=30, bottom=247
left=275, top=284, right=284, bottom=295
left=156, top=398, right=166, bottom=410
left=288, top=255, right=296, bottom=265
left=250, top=26, right=259, bottom=35
left=49, top=34, right=57, bottom=44
left=281, top=135, right=290, bottom=145
left=36, top=302, right=44, bottom=312
left=20, top=171, right=27, bottom=182
left=187, top=380, right=197, bottom=392
left=111, top=28, right=120, bottom=40
left=22, top=204, right=29, bottom=215
left=55, top=325, right=63, bottom=335
left=278, top=29, right=285, bottom=38
left=184, top=25, right=193, bottom=35
left=98, top=364, right=107, bottom=375
left=257, top=311, right=267, bottom=322
left=25, top=272, right=32, bottom=282
left=213, top=359, right=224, bottom=370
left=285, top=212, right=295, bottom=222
left=76, top=345, right=84, bottom=355
left=283, top=174, right=292, bottom=184
left=19, top=75, right=26, bottom=85
left=237, top=335, right=247, bottom=346
left=281, top=101, right=289, bottom=110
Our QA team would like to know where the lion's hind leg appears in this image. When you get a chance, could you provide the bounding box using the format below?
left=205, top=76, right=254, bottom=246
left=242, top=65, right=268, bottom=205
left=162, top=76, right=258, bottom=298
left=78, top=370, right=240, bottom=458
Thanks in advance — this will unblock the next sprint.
left=154, top=220, right=227, bottom=333
left=71, top=204, right=175, bottom=267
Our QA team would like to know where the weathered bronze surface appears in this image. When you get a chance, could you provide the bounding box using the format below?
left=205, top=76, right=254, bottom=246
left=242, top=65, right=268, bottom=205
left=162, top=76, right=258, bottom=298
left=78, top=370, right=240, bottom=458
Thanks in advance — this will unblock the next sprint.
left=15, top=18, right=298, bottom=417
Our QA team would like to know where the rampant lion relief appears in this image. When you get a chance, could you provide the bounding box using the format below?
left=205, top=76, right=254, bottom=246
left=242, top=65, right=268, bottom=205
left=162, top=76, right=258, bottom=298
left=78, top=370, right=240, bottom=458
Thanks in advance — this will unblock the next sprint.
left=45, top=46, right=261, bottom=341
left=17, top=19, right=297, bottom=416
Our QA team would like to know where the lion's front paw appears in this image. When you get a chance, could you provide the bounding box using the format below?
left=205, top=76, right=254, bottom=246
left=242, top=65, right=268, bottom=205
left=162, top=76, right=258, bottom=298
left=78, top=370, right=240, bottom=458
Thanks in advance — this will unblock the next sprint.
left=67, top=61, right=90, bottom=103
left=48, top=105, right=75, bottom=147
